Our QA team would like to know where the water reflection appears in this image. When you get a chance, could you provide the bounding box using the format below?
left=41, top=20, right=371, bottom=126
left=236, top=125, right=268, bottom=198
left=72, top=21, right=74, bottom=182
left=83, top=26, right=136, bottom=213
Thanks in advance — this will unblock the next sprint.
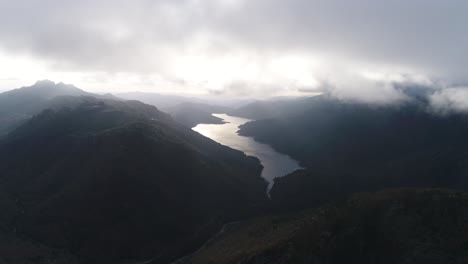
left=193, top=114, right=302, bottom=192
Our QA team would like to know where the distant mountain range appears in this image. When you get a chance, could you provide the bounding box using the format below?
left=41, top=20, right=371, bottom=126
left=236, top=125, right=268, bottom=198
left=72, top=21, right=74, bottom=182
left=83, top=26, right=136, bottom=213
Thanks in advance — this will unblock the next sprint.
left=165, top=102, right=231, bottom=127
left=229, top=96, right=320, bottom=120
left=117, top=91, right=253, bottom=110
left=117, top=91, right=253, bottom=127
left=116, top=91, right=206, bottom=110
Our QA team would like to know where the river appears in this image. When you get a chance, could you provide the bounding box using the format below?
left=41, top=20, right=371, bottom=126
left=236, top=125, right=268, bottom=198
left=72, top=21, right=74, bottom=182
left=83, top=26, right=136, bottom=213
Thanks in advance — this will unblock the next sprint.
left=193, top=114, right=302, bottom=192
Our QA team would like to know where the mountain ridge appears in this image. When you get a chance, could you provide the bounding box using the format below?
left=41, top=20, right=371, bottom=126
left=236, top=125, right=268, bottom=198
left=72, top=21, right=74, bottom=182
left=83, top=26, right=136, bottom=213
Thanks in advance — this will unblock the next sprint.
left=0, top=80, right=120, bottom=136
left=178, top=188, right=468, bottom=264
left=0, top=97, right=268, bottom=263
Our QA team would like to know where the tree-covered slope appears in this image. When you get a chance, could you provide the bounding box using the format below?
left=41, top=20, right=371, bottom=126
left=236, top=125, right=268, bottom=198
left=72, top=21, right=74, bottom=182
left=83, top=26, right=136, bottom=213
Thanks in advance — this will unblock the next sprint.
left=0, top=98, right=267, bottom=263
left=239, top=95, right=468, bottom=209
left=179, top=188, right=468, bottom=264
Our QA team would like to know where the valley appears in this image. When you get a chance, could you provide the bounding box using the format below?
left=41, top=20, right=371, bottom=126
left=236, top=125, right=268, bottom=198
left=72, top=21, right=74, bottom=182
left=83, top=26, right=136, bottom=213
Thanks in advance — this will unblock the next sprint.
left=1, top=81, right=468, bottom=263
left=193, top=114, right=302, bottom=192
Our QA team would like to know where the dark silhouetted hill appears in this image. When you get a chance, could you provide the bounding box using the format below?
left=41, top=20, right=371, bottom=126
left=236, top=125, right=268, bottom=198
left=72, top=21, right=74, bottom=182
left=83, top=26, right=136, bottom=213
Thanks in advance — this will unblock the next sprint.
left=229, top=96, right=319, bottom=120
left=166, top=102, right=231, bottom=127
left=239, top=95, right=468, bottom=209
left=0, top=80, right=117, bottom=136
left=0, top=98, right=267, bottom=263
left=178, top=188, right=468, bottom=264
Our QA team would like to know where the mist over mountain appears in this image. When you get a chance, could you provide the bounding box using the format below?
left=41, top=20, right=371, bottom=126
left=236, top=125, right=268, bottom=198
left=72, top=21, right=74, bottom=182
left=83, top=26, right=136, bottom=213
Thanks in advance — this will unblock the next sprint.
left=1, top=78, right=462, bottom=264
left=231, top=83, right=447, bottom=121
left=116, top=92, right=206, bottom=110
left=1, top=79, right=468, bottom=263
left=236, top=94, right=468, bottom=211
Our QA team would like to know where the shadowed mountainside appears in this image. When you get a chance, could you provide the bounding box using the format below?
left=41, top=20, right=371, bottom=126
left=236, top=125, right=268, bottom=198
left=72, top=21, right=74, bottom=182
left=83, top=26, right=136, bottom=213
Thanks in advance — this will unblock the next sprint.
left=165, top=102, right=231, bottom=127
left=178, top=188, right=468, bottom=264
left=3, top=82, right=468, bottom=263
left=238, top=95, right=468, bottom=210
left=229, top=96, right=318, bottom=120
left=0, top=98, right=267, bottom=263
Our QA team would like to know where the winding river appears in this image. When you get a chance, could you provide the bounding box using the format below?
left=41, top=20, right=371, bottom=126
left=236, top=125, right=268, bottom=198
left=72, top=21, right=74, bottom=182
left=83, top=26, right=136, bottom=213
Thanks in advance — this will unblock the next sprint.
left=193, top=114, right=302, bottom=192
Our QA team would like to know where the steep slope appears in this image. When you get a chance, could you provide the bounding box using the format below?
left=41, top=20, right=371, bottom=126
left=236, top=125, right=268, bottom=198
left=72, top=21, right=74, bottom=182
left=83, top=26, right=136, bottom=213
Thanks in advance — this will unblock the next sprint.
left=0, top=98, right=267, bottom=263
left=239, top=95, right=468, bottom=209
left=178, top=188, right=468, bottom=264
left=0, top=228, right=79, bottom=264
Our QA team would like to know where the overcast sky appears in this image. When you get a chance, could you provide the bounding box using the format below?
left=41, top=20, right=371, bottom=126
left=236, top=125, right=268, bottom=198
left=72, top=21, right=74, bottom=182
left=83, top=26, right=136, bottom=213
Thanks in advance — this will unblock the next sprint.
left=0, top=0, right=467, bottom=101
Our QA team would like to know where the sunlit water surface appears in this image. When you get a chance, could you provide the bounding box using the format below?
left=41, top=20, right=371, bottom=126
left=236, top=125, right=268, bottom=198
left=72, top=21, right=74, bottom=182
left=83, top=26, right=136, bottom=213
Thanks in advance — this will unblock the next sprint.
left=193, top=114, right=302, bottom=192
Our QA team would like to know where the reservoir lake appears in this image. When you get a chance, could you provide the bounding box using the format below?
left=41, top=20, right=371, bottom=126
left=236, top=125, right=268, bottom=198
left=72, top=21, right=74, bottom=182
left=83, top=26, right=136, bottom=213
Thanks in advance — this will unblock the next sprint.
left=193, top=114, right=302, bottom=192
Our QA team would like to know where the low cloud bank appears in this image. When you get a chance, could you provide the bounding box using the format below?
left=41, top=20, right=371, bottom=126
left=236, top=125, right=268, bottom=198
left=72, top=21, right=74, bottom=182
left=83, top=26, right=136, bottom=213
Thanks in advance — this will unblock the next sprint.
left=429, top=87, right=468, bottom=115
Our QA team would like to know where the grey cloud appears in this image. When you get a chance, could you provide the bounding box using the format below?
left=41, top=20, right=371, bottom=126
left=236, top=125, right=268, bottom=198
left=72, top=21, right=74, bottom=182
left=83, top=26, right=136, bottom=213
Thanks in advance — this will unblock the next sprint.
left=327, top=81, right=410, bottom=105
left=213, top=0, right=468, bottom=80
left=209, top=81, right=284, bottom=97
left=0, top=0, right=467, bottom=100
left=0, top=0, right=206, bottom=72
left=296, top=87, right=322, bottom=94
left=429, top=87, right=468, bottom=115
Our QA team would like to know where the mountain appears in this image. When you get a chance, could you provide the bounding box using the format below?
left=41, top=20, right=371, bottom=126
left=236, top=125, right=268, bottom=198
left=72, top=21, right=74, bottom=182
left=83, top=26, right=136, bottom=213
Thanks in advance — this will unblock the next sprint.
left=0, top=97, right=267, bottom=263
left=117, top=92, right=255, bottom=110
left=166, top=102, right=232, bottom=127
left=116, top=91, right=206, bottom=110
left=229, top=96, right=319, bottom=120
left=0, top=225, right=79, bottom=264
left=4, top=82, right=468, bottom=263
left=0, top=80, right=117, bottom=136
left=238, top=95, right=468, bottom=209
left=178, top=188, right=468, bottom=264
left=117, top=92, right=255, bottom=127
